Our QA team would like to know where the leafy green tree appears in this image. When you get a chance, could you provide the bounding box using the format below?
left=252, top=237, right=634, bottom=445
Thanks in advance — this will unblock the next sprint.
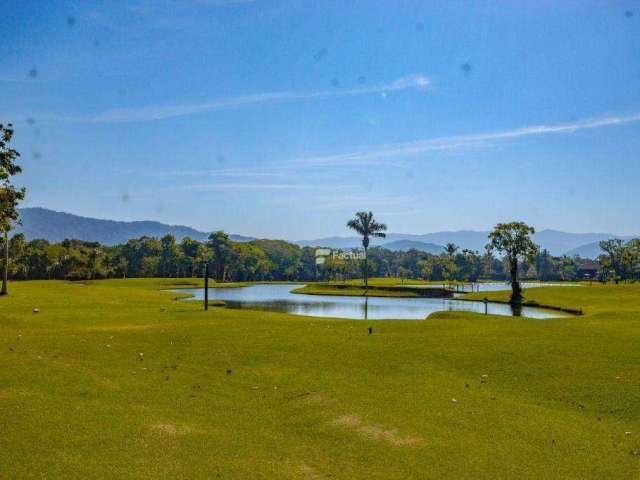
left=418, top=255, right=455, bottom=281
left=106, top=246, right=128, bottom=279
left=7, top=233, right=27, bottom=279
left=26, top=240, right=48, bottom=278
left=419, top=258, right=434, bottom=280
left=397, top=266, right=410, bottom=284
left=452, top=249, right=480, bottom=282
left=88, top=247, right=103, bottom=279
left=140, top=256, right=160, bottom=277
left=440, top=255, right=459, bottom=282
left=599, top=239, right=625, bottom=283
left=487, top=222, right=539, bottom=303
left=346, top=211, right=387, bottom=289
left=296, top=247, right=318, bottom=280
left=323, top=253, right=348, bottom=282
left=227, top=242, right=272, bottom=281
left=535, top=249, right=554, bottom=281
left=627, top=239, right=640, bottom=282
left=397, top=248, right=425, bottom=279
left=208, top=231, right=232, bottom=281
left=250, top=239, right=301, bottom=280
left=0, top=123, right=26, bottom=295
left=121, top=237, right=162, bottom=277
left=159, top=234, right=180, bottom=277
left=179, top=237, right=200, bottom=276
left=195, top=244, right=211, bottom=277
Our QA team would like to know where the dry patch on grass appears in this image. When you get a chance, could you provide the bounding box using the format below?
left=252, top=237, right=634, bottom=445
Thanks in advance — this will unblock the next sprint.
left=149, top=423, right=197, bottom=436
left=332, top=414, right=422, bottom=446
left=286, top=390, right=336, bottom=407
left=78, top=319, right=216, bottom=333
left=82, top=324, right=164, bottom=332
left=0, top=387, right=41, bottom=400
left=299, top=463, right=326, bottom=479
left=278, top=459, right=330, bottom=479
left=290, top=392, right=422, bottom=447
left=302, top=392, right=335, bottom=406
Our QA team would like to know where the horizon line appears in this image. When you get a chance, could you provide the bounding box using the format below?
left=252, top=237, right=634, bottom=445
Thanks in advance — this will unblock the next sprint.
left=17, top=206, right=639, bottom=240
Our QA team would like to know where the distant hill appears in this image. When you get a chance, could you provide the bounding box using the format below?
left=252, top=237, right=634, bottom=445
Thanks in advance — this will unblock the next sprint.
left=380, top=240, right=444, bottom=254
left=15, top=208, right=253, bottom=245
left=297, top=230, right=637, bottom=256
left=564, top=242, right=605, bottom=259
left=295, top=233, right=469, bottom=250
left=295, top=236, right=374, bottom=249
left=14, top=208, right=636, bottom=256
left=532, top=230, right=629, bottom=257
left=295, top=232, right=490, bottom=251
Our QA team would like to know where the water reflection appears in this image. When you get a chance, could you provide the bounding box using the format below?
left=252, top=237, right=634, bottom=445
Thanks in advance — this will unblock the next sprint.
left=174, top=284, right=567, bottom=320
left=510, top=301, right=523, bottom=317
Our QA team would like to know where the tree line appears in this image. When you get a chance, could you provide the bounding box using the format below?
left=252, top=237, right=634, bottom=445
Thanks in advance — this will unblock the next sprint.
left=3, top=229, right=637, bottom=285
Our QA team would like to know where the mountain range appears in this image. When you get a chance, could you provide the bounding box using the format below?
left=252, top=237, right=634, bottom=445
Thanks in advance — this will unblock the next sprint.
left=14, top=207, right=636, bottom=258
left=296, top=230, right=635, bottom=257
left=376, top=240, right=445, bottom=254
left=15, top=208, right=252, bottom=245
left=564, top=242, right=616, bottom=259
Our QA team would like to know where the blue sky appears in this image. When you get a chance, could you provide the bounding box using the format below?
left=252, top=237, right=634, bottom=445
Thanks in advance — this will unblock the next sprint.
left=2, top=0, right=640, bottom=239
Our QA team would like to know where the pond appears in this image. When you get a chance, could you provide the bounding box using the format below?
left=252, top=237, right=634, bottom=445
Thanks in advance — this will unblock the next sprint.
left=173, top=284, right=568, bottom=320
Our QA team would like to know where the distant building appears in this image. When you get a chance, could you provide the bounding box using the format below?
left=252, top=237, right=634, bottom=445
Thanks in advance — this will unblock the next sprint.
left=314, top=248, right=332, bottom=265
left=576, top=259, right=599, bottom=279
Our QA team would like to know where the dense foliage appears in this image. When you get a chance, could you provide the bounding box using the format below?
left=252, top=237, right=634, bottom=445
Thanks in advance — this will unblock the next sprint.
left=1, top=123, right=26, bottom=295
left=597, top=238, right=640, bottom=282
left=3, top=231, right=638, bottom=283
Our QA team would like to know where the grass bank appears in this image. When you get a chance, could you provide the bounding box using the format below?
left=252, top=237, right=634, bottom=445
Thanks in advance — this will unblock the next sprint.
left=1, top=279, right=638, bottom=478
left=292, top=283, right=423, bottom=297
left=461, top=283, right=597, bottom=315
left=293, top=277, right=454, bottom=298
left=461, top=287, right=586, bottom=316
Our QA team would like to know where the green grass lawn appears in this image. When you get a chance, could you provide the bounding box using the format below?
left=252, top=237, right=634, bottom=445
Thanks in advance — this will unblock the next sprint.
left=1, top=279, right=639, bottom=478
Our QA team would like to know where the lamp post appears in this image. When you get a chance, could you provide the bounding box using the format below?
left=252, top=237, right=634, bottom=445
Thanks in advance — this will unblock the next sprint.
left=204, top=262, right=209, bottom=311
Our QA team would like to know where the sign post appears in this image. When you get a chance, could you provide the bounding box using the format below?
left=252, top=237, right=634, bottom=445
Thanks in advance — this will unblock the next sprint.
left=204, top=262, right=209, bottom=311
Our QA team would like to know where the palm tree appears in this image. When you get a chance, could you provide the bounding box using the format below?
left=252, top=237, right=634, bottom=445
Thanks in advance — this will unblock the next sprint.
left=347, top=211, right=387, bottom=289
left=445, top=243, right=459, bottom=257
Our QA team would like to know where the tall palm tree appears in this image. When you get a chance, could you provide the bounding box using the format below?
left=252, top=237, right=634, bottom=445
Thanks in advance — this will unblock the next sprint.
left=347, top=211, right=387, bottom=289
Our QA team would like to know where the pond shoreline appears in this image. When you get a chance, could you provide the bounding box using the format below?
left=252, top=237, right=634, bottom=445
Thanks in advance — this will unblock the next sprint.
left=455, top=296, right=583, bottom=316
left=164, top=280, right=580, bottom=317
left=170, top=283, right=570, bottom=320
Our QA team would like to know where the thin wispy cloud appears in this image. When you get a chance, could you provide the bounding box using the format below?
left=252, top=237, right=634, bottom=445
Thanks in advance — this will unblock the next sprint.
left=306, top=194, right=414, bottom=211
left=157, top=168, right=284, bottom=178
left=194, top=0, right=258, bottom=5
left=170, top=182, right=358, bottom=193
left=296, top=112, right=640, bottom=167
left=42, top=74, right=429, bottom=124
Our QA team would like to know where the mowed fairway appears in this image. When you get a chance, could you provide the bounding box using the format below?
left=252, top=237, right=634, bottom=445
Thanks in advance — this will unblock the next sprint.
left=1, top=280, right=639, bottom=479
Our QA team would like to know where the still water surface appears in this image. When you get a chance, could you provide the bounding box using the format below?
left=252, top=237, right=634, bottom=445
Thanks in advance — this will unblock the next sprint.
left=175, top=284, right=568, bottom=320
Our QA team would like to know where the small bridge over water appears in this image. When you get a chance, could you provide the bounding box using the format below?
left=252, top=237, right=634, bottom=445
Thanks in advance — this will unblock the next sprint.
left=399, top=283, right=481, bottom=297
